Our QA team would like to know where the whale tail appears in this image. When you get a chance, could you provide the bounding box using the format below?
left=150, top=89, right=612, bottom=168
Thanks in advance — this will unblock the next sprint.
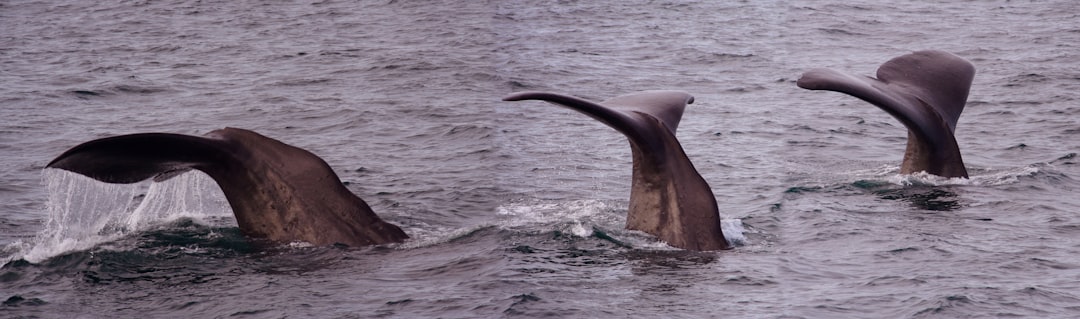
left=47, top=127, right=408, bottom=246
left=48, top=133, right=218, bottom=183
left=797, top=50, right=973, bottom=178
left=503, top=91, right=729, bottom=251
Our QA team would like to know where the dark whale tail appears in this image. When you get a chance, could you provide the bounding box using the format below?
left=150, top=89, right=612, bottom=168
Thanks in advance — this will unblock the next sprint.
left=797, top=50, right=974, bottom=178
left=503, top=91, right=729, bottom=251
left=47, top=127, right=408, bottom=246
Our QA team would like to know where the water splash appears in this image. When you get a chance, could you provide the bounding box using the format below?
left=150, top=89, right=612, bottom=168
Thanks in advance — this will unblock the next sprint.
left=721, top=219, right=747, bottom=246
left=15, top=170, right=232, bottom=263
left=126, top=170, right=232, bottom=228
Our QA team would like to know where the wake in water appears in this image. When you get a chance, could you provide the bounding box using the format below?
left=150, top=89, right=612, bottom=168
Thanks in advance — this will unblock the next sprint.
left=882, top=166, right=1041, bottom=187
left=494, top=199, right=747, bottom=249
left=822, top=162, right=1043, bottom=188
left=776, top=158, right=1057, bottom=213
left=9, top=170, right=232, bottom=263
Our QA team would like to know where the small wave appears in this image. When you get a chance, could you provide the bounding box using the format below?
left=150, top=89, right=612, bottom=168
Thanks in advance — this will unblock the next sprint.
left=270, top=77, right=335, bottom=87
left=68, top=83, right=172, bottom=99
left=815, top=27, right=865, bottom=36
left=443, top=124, right=495, bottom=138
left=1050, top=152, right=1076, bottom=164
left=113, top=84, right=170, bottom=95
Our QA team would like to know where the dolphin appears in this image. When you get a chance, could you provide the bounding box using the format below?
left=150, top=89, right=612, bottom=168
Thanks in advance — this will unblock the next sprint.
left=503, top=90, right=730, bottom=251
left=797, top=50, right=975, bottom=178
left=46, top=127, right=408, bottom=247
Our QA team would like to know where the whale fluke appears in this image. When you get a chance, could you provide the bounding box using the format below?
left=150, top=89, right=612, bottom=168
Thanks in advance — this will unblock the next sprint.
left=47, top=127, right=408, bottom=247
left=503, top=90, right=729, bottom=251
left=797, top=50, right=974, bottom=178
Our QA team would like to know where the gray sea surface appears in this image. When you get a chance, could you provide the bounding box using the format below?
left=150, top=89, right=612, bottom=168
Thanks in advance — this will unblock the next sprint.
left=2, top=0, right=1079, bottom=318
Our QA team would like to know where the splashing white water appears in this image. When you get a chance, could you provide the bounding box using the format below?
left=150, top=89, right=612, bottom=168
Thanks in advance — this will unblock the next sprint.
left=721, top=219, right=747, bottom=246
left=16, top=170, right=232, bottom=263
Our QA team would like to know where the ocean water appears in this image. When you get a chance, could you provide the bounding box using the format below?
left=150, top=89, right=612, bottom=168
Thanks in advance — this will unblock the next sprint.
left=2, top=0, right=1079, bottom=318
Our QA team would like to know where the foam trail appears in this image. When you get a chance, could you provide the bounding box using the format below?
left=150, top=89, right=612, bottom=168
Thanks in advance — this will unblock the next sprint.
left=397, top=224, right=494, bottom=250
left=495, top=199, right=747, bottom=249
left=833, top=163, right=1040, bottom=187
left=395, top=200, right=619, bottom=250
left=885, top=166, right=1039, bottom=187
left=495, top=199, right=619, bottom=232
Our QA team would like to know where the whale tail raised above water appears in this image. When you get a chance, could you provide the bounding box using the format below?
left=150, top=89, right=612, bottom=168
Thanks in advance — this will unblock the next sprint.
left=797, top=50, right=974, bottom=178
left=503, top=91, right=730, bottom=251
left=47, top=127, right=408, bottom=247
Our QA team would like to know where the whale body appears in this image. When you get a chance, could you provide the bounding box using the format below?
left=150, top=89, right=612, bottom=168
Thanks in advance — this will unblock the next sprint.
left=47, top=127, right=408, bottom=246
left=797, top=50, right=975, bottom=178
left=503, top=90, right=730, bottom=251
